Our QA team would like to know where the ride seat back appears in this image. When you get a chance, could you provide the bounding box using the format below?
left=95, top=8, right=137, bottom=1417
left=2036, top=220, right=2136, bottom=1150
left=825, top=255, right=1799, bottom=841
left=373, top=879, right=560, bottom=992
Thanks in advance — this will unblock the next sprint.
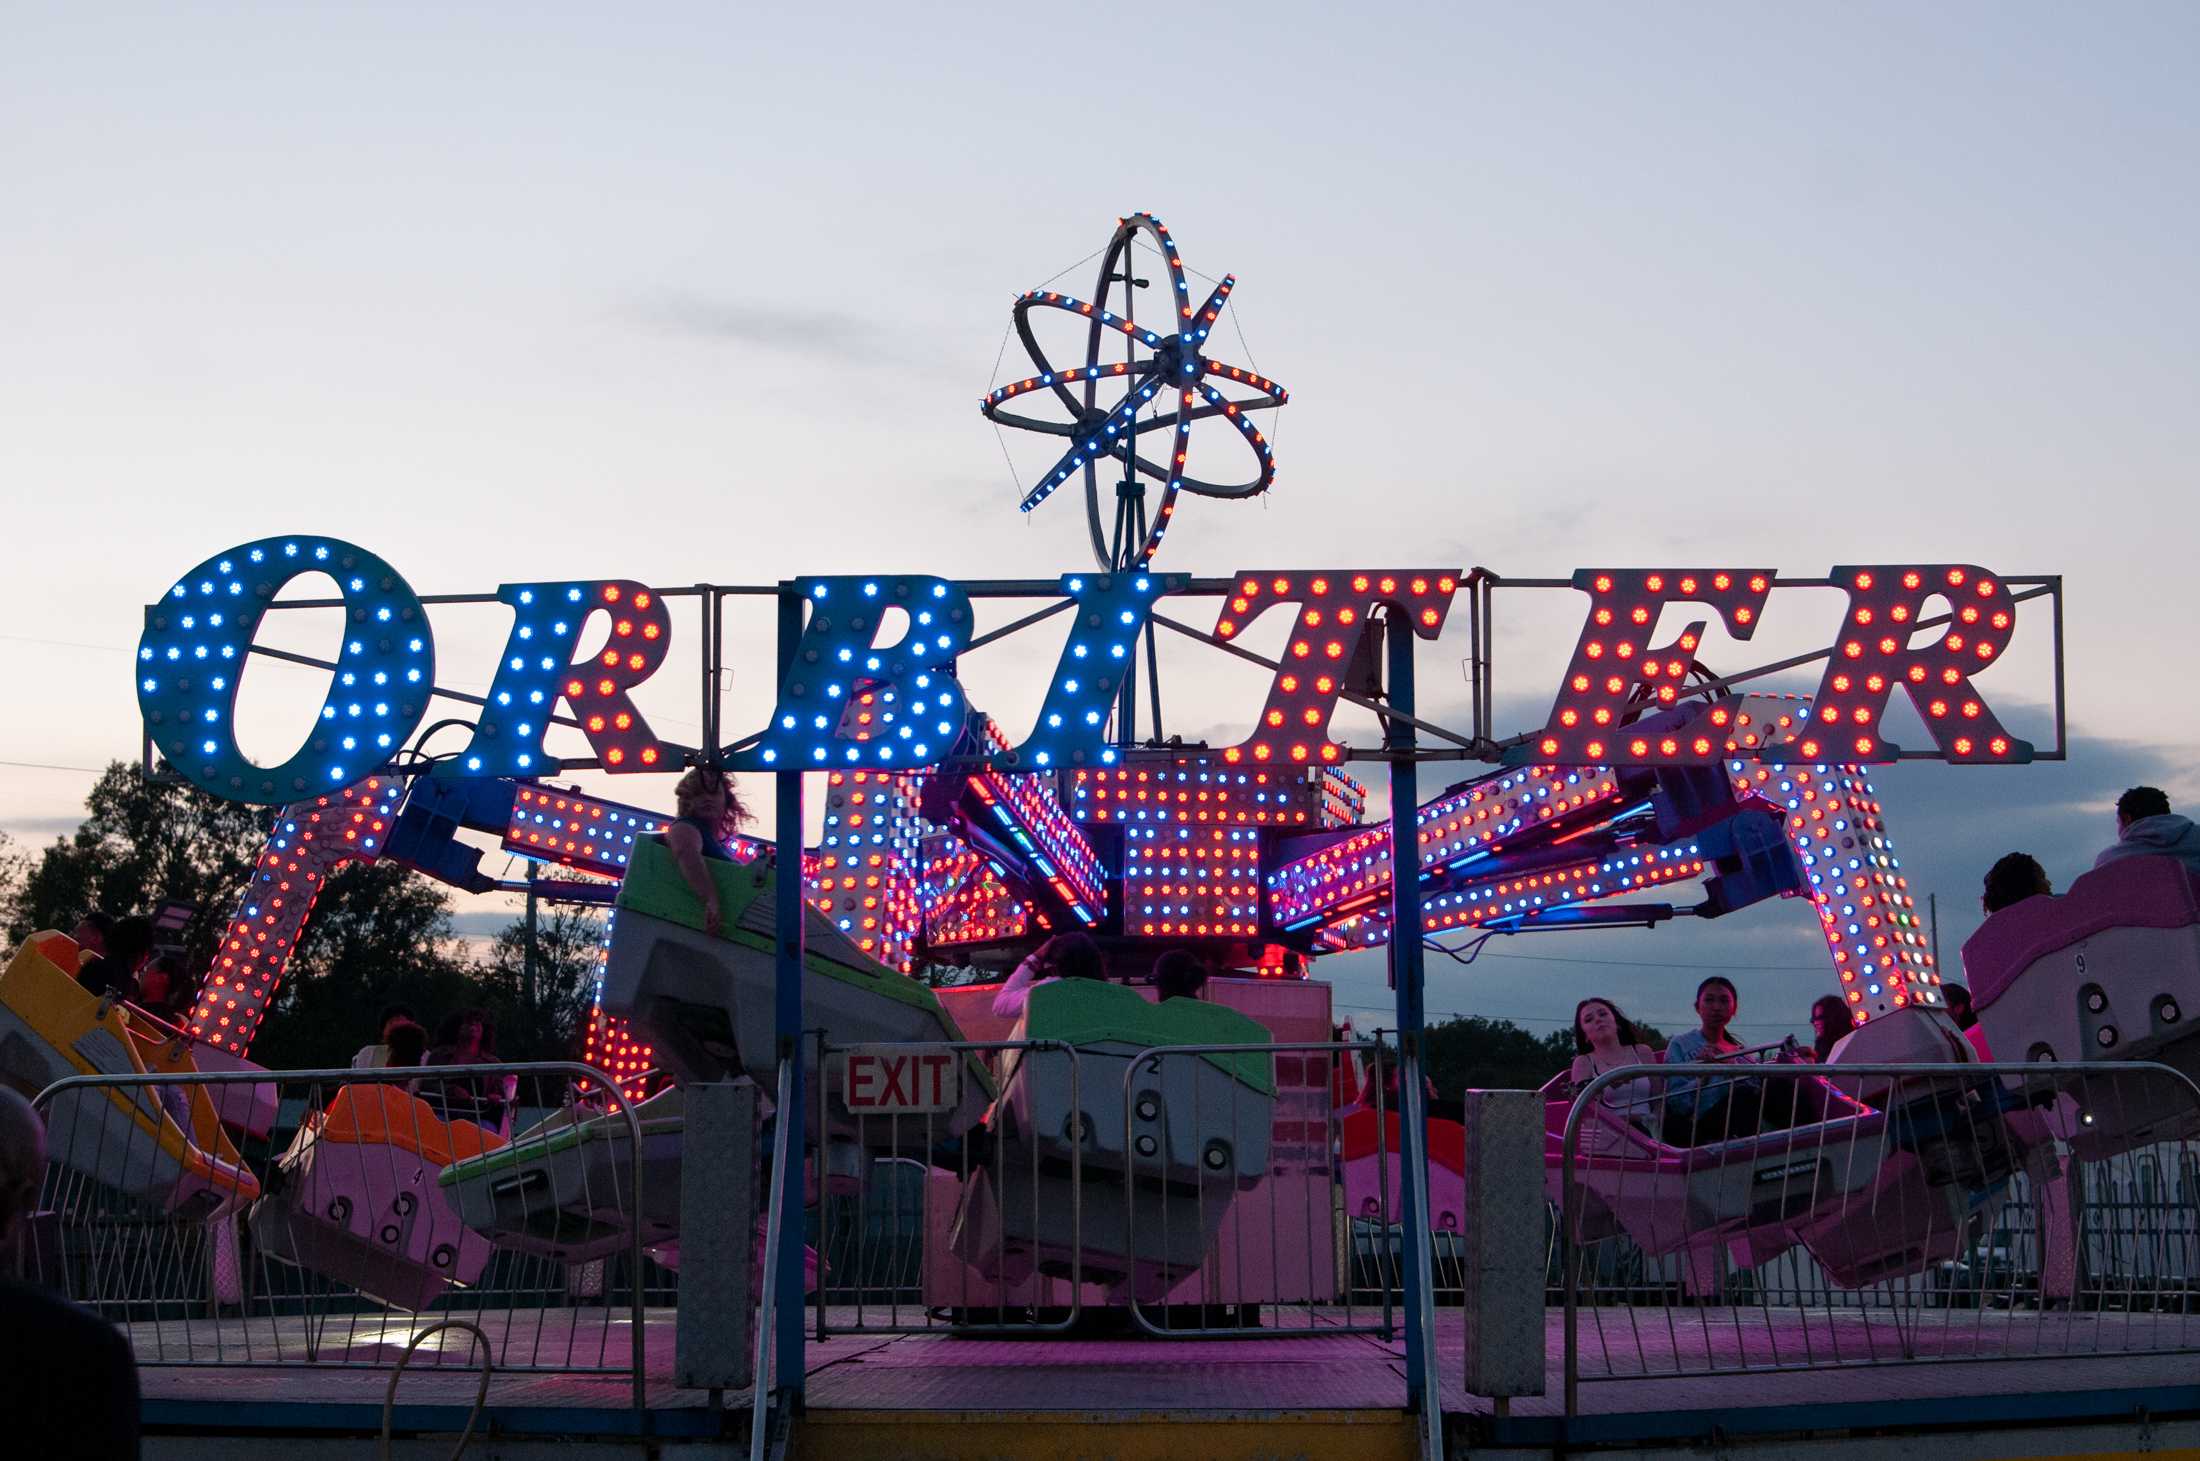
left=1005, top=980, right=1274, bottom=1186
left=1965, top=856, right=2200, bottom=1068
left=319, top=1083, right=506, bottom=1168
left=1, top=941, right=259, bottom=1213
left=1339, top=1107, right=1466, bottom=1174
left=2, top=939, right=168, bottom=1133
left=1965, top=857, right=2200, bottom=1012
left=1823, top=1004, right=1976, bottom=1106
left=23, top=930, right=84, bottom=977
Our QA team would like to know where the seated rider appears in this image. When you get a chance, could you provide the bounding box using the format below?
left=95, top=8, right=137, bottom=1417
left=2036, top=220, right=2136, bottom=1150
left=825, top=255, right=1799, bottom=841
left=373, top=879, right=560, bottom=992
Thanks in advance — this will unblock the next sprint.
left=1569, top=997, right=1660, bottom=1126
left=990, top=932, right=1106, bottom=1021
left=1968, top=852, right=2058, bottom=1063
left=422, top=1009, right=514, bottom=1135
left=1662, top=976, right=1792, bottom=1144
left=76, top=916, right=151, bottom=1000
left=383, top=1020, right=429, bottom=1070
left=1356, top=1045, right=1438, bottom=1112
left=1982, top=852, right=2053, bottom=914
left=1150, top=948, right=1209, bottom=1002
left=2094, top=786, right=2200, bottom=877
left=1941, top=981, right=1992, bottom=1061
left=351, top=1004, right=419, bottom=1070
left=662, top=765, right=753, bottom=935
left=131, top=956, right=192, bottom=1028
left=1809, top=994, right=1856, bottom=1063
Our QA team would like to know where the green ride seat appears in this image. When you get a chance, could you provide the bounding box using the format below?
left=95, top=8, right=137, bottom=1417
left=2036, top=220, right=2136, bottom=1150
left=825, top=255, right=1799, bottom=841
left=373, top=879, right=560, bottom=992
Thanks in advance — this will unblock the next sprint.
left=953, top=980, right=1275, bottom=1298
left=437, top=1086, right=687, bottom=1263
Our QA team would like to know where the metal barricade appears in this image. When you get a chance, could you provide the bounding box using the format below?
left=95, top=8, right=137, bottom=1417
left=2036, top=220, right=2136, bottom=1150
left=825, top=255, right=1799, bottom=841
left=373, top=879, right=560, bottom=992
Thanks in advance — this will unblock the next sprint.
left=33, top=1060, right=651, bottom=1411
left=750, top=1055, right=797, bottom=1461
left=811, top=1038, right=1082, bottom=1334
left=1123, top=1040, right=1396, bottom=1337
left=1560, top=1058, right=2200, bottom=1413
left=810, top=1035, right=1448, bottom=1342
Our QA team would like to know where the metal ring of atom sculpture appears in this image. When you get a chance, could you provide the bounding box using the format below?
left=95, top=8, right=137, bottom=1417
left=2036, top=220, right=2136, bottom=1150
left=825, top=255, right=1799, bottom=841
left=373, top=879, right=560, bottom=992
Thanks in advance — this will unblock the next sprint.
left=981, top=213, right=1289, bottom=567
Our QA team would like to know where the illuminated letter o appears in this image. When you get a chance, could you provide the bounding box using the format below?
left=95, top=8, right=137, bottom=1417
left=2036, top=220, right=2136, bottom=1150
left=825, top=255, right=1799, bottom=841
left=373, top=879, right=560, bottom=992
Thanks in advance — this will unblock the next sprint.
left=135, top=536, right=434, bottom=804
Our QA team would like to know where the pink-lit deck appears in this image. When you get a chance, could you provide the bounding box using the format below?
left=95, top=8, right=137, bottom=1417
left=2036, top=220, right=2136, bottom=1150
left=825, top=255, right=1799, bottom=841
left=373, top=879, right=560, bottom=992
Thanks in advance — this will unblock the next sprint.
left=132, top=1305, right=2200, bottom=1449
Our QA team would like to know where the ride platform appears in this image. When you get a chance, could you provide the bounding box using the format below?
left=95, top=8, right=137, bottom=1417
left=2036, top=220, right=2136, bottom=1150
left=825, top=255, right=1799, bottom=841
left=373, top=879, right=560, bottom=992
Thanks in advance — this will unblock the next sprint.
left=131, top=1305, right=2200, bottom=1459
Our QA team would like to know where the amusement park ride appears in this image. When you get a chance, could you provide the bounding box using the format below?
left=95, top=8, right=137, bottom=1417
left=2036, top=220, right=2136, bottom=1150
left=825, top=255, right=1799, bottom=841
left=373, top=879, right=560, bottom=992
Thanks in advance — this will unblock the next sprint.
left=2, top=215, right=2194, bottom=1365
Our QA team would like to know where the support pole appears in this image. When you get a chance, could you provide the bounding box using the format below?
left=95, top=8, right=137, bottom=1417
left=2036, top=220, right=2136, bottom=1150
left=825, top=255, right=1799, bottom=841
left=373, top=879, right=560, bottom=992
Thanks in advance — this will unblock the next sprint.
left=772, top=585, right=807, bottom=1405
left=522, top=862, right=539, bottom=1017
left=1929, top=892, right=1941, bottom=975
left=1384, top=612, right=1436, bottom=1416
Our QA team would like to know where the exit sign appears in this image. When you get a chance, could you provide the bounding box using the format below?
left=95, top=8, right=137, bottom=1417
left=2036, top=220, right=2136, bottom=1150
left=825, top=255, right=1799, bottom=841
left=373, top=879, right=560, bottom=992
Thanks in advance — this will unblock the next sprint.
left=842, top=1045, right=962, bottom=1115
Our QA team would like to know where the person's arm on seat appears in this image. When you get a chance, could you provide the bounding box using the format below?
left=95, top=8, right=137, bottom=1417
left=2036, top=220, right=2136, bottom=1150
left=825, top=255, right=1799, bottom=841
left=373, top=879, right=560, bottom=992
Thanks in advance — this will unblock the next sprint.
left=991, top=947, right=1049, bottom=1020
left=665, top=820, right=722, bottom=936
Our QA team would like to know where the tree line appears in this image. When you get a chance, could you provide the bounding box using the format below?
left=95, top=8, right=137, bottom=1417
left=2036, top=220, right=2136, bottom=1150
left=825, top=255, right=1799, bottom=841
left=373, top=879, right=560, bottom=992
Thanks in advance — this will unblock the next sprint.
left=0, top=763, right=603, bottom=1069
left=1417, top=1013, right=1667, bottom=1093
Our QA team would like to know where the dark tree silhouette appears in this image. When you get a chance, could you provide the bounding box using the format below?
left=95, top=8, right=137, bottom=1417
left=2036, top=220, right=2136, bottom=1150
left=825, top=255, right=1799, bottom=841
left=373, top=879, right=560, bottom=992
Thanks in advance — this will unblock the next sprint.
left=6, top=762, right=270, bottom=980
left=1421, top=1013, right=1665, bottom=1095
left=240, top=861, right=479, bottom=1070
left=477, top=901, right=608, bottom=1065
left=6, top=763, right=486, bottom=1071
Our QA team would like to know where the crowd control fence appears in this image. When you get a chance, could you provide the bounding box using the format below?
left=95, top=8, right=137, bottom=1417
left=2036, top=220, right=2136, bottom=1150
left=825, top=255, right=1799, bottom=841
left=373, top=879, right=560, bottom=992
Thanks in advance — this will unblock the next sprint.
left=1121, top=1041, right=1401, bottom=1338
left=30, top=1060, right=652, bottom=1415
left=1558, top=1058, right=2200, bottom=1414
left=749, top=1055, right=797, bottom=1461
left=810, top=1036, right=1417, bottom=1340
left=810, top=1038, right=1084, bottom=1335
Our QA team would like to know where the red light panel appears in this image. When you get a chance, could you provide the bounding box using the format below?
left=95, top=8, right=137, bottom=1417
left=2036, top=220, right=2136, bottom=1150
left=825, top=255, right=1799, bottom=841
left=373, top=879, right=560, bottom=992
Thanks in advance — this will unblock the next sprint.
left=1528, top=568, right=1772, bottom=764
left=814, top=766, right=925, bottom=973
left=1729, top=698, right=1938, bottom=1019
left=1069, top=757, right=1351, bottom=829
left=1124, top=823, right=1262, bottom=938
left=188, top=778, right=400, bottom=1056
left=1778, top=565, right=2032, bottom=765
left=919, top=833, right=1031, bottom=947
left=1212, top=570, right=1458, bottom=767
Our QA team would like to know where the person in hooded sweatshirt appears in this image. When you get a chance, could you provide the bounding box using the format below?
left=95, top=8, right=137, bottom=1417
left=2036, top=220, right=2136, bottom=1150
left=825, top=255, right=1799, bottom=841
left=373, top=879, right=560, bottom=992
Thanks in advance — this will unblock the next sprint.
left=2094, top=786, right=2200, bottom=877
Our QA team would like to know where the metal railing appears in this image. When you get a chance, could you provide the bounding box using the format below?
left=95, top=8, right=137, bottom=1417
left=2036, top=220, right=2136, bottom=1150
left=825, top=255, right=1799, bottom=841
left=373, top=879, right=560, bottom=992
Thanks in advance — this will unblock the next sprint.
left=750, top=1055, right=796, bottom=1461
left=811, top=1038, right=1082, bottom=1334
left=1559, top=1058, right=2200, bottom=1414
left=33, top=1061, right=649, bottom=1419
left=810, top=1036, right=1429, bottom=1343
left=1124, top=1041, right=1396, bottom=1338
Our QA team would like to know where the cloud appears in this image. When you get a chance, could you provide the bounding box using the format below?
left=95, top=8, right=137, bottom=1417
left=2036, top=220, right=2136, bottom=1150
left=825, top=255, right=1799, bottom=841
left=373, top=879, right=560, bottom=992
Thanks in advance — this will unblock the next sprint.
left=1858, top=734, right=2187, bottom=958
left=4, top=815, right=92, bottom=842
left=631, top=293, right=914, bottom=367
left=450, top=910, right=517, bottom=940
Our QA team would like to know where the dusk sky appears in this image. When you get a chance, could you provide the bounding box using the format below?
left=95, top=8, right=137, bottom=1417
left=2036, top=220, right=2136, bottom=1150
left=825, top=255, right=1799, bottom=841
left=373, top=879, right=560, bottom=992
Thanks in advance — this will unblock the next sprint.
left=4, top=4, right=2194, bottom=1039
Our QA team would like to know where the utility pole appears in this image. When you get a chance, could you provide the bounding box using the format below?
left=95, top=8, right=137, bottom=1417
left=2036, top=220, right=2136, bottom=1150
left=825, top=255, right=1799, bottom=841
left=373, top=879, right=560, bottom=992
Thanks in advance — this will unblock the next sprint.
left=523, top=861, right=540, bottom=1016
left=1929, top=892, right=1941, bottom=976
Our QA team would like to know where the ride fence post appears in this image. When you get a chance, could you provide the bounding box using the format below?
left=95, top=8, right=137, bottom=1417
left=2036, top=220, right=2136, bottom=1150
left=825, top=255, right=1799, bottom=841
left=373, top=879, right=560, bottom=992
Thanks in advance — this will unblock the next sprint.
left=1384, top=609, right=1437, bottom=1420
left=772, top=583, right=808, bottom=1404
left=678, top=1081, right=759, bottom=1396
left=1460, top=1089, right=1545, bottom=1402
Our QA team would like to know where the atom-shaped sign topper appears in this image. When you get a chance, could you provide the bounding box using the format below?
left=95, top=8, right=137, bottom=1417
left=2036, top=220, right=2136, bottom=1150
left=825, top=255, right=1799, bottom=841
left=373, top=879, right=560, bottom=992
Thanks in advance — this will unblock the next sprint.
left=981, top=214, right=1288, bottom=568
